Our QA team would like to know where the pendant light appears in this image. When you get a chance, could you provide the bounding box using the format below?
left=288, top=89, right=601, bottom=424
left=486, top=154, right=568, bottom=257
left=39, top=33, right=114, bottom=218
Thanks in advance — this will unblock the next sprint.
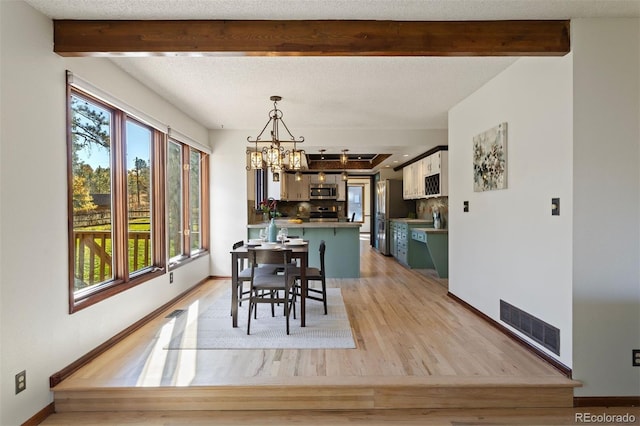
left=341, top=149, right=349, bottom=181
left=318, top=149, right=326, bottom=182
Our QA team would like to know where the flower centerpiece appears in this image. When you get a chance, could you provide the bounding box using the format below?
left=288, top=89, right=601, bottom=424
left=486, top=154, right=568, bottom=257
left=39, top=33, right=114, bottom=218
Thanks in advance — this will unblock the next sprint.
left=259, top=198, right=278, bottom=222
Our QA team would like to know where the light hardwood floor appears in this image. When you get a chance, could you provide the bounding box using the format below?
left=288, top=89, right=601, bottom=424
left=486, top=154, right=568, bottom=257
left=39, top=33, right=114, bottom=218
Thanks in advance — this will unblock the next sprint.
left=42, top=239, right=598, bottom=424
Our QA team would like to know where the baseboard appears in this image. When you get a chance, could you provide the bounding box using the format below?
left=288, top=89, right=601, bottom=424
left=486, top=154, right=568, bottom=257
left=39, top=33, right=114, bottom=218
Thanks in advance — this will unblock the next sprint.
left=21, top=402, right=54, bottom=426
left=447, top=292, right=572, bottom=378
left=574, top=396, right=640, bottom=407
left=49, top=276, right=215, bottom=388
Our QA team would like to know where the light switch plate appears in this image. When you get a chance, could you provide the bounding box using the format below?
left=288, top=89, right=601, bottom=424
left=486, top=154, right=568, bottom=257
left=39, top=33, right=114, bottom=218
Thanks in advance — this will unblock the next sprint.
left=552, top=198, right=560, bottom=216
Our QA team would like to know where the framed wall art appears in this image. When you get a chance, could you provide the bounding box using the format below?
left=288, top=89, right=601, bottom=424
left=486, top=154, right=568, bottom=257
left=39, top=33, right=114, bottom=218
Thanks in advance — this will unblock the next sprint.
left=473, top=122, right=508, bottom=192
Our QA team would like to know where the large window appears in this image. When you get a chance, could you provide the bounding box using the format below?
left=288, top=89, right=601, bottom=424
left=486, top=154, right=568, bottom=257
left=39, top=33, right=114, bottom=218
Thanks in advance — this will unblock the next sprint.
left=189, top=148, right=203, bottom=253
left=70, top=93, right=115, bottom=288
left=126, top=119, right=153, bottom=275
left=67, top=85, right=209, bottom=313
left=167, top=140, right=183, bottom=260
left=167, top=141, right=207, bottom=264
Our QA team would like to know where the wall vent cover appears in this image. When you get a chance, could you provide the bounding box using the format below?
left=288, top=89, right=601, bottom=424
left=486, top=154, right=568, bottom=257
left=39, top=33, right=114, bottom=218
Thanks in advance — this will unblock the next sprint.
left=165, top=309, right=186, bottom=318
left=500, top=300, right=560, bottom=355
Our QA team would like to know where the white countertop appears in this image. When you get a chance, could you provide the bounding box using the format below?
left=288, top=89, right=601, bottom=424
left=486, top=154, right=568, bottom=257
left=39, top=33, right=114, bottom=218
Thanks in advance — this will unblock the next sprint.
left=248, top=221, right=362, bottom=229
left=413, top=227, right=448, bottom=234
left=390, top=218, right=435, bottom=224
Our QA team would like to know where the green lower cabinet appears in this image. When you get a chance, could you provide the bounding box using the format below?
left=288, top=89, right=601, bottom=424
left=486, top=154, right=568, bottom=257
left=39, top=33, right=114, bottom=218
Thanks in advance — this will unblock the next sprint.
left=390, top=220, right=435, bottom=269
left=410, top=228, right=449, bottom=278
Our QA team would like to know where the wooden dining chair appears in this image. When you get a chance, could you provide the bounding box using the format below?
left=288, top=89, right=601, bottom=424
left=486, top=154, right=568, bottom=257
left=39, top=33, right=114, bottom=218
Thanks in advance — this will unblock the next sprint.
left=293, top=240, right=328, bottom=315
left=233, top=240, right=278, bottom=307
left=246, top=248, right=297, bottom=335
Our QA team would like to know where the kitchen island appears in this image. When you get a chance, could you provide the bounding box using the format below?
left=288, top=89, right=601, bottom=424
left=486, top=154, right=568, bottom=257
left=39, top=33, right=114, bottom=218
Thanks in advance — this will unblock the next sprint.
left=247, top=221, right=361, bottom=278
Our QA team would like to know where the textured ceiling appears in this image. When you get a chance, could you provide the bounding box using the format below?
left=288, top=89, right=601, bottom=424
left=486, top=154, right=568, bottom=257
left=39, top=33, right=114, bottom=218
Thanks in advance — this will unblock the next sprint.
left=23, top=0, right=640, bottom=21
left=24, top=0, right=640, bottom=165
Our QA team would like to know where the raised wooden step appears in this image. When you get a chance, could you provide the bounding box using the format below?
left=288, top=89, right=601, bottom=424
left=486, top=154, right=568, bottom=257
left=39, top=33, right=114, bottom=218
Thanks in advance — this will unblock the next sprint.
left=54, top=375, right=579, bottom=412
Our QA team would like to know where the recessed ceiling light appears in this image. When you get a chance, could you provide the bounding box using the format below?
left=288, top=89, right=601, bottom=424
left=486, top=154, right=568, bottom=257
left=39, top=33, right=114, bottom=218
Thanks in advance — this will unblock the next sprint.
left=403, top=154, right=409, bottom=157
left=393, top=160, right=398, bottom=163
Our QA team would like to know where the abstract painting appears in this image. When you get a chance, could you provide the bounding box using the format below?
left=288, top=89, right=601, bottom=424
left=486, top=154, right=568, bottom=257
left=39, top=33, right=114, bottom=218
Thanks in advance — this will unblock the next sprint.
left=473, top=122, right=508, bottom=192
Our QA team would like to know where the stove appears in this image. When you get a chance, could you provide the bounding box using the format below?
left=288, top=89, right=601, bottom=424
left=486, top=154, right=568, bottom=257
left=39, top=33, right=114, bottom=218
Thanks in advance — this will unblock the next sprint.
left=309, top=205, right=339, bottom=221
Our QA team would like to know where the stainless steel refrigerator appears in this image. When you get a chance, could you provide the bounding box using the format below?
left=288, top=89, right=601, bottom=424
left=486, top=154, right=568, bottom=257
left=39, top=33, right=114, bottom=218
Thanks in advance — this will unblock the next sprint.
left=375, top=179, right=415, bottom=255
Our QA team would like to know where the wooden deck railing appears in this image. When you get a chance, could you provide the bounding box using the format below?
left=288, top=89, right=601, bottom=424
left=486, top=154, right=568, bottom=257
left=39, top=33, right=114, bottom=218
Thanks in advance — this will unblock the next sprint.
left=73, top=230, right=151, bottom=287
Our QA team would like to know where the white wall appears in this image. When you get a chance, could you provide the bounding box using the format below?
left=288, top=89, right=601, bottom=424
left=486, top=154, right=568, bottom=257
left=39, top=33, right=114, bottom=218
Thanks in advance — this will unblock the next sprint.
left=571, top=19, right=640, bottom=397
left=209, top=129, right=250, bottom=277
left=0, top=3, right=210, bottom=424
left=448, top=56, right=574, bottom=367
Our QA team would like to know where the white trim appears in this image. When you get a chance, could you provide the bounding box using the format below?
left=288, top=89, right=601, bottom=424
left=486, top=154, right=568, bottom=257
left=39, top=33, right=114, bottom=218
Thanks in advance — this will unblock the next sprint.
left=67, top=70, right=211, bottom=154
left=168, top=127, right=212, bottom=154
left=67, top=70, right=168, bottom=133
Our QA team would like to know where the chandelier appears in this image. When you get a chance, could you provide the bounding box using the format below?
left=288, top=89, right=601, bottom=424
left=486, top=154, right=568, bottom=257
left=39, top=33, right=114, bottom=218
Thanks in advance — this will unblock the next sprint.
left=247, top=96, right=305, bottom=182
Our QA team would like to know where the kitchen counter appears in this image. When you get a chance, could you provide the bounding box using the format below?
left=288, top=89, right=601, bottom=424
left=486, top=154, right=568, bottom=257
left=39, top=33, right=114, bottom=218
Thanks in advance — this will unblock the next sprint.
left=389, top=218, right=434, bottom=225
left=248, top=221, right=361, bottom=229
left=247, top=221, right=361, bottom=278
left=411, top=227, right=448, bottom=278
left=413, top=227, right=448, bottom=234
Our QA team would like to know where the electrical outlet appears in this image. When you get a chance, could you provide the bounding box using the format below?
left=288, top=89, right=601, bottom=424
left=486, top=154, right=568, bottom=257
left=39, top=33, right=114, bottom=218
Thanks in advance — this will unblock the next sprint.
left=633, top=349, right=640, bottom=367
left=169, top=272, right=174, bottom=284
left=15, top=370, right=26, bottom=394
left=463, top=201, right=469, bottom=213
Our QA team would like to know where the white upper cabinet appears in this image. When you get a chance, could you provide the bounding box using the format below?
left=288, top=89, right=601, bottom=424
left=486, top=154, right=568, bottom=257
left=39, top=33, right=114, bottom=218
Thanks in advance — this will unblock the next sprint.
left=402, top=160, right=424, bottom=200
left=403, top=148, right=449, bottom=199
left=403, top=166, right=412, bottom=199
left=424, top=151, right=448, bottom=198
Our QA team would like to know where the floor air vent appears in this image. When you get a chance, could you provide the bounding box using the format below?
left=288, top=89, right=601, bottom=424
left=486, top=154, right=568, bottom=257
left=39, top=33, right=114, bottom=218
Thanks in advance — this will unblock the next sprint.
left=165, top=309, right=186, bottom=318
left=500, top=300, right=560, bottom=355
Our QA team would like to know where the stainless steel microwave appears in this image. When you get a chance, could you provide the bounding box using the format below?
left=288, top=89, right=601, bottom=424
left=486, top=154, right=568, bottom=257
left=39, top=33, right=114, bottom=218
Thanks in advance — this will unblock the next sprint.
left=310, top=184, right=338, bottom=200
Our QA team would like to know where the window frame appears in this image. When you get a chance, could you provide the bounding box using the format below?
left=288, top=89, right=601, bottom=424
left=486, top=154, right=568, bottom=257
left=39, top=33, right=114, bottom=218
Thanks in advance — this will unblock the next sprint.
left=347, top=183, right=366, bottom=223
left=167, top=140, right=209, bottom=269
left=66, top=83, right=209, bottom=313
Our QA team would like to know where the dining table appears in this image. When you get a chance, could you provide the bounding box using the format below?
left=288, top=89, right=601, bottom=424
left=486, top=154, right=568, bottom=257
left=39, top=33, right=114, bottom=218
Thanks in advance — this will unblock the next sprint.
left=230, top=242, right=309, bottom=328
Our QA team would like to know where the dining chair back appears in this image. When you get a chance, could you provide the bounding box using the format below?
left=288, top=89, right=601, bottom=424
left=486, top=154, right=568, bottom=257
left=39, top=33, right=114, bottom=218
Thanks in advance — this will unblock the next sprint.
left=233, top=240, right=279, bottom=307
left=246, top=248, right=297, bottom=335
left=233, top=241, right=251, bottom=306
left=294, top=240, right=327, bottom=315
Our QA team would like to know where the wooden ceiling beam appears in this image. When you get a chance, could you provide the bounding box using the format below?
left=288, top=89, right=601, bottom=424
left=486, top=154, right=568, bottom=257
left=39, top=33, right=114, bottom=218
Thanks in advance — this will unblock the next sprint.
left=53, top=20, right=570, bottom=57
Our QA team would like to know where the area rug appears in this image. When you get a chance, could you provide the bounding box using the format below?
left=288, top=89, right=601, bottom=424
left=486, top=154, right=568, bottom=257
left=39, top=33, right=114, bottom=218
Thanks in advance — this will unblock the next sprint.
left=164, top=288, right=356, bottom=350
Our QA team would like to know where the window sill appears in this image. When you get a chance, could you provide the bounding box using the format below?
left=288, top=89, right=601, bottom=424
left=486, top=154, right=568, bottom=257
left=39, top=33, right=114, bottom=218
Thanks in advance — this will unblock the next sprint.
left=168, top=250, right=209, bottom=271
left=70, top=267, right=165, bottom=314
